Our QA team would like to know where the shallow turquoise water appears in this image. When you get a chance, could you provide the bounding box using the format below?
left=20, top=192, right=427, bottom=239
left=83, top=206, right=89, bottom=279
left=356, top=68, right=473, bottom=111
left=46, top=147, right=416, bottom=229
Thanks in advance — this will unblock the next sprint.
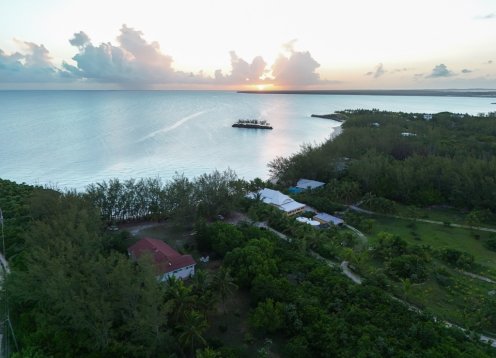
left=0, top=90, right=494, bottom=190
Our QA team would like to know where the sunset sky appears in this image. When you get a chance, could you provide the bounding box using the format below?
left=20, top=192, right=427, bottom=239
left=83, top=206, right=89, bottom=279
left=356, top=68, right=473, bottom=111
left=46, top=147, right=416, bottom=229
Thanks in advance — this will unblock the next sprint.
left=1, top=0, right=495, bottom=90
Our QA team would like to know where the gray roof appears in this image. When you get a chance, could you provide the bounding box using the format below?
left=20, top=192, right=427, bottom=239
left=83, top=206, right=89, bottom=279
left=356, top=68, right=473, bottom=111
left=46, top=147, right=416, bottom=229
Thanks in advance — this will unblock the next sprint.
left=314, top=212, right=344, bottom=225
left=296, top=179, right=325, bottom=190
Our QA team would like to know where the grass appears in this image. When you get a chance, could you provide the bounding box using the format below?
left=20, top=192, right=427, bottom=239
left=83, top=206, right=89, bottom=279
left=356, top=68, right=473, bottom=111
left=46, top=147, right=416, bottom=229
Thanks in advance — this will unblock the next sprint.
left=369, top=216, right=496, bottom=275
left=394, top=203, right=496, bottom=229
left=397, top=267, right=495, bottom=335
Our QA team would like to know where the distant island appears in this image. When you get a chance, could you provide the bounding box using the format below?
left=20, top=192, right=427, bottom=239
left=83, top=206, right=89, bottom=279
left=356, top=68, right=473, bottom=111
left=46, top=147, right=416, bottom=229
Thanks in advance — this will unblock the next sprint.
left=232, top=119, right=273, bottom=129
left=238, top=89, right=496, bottom=98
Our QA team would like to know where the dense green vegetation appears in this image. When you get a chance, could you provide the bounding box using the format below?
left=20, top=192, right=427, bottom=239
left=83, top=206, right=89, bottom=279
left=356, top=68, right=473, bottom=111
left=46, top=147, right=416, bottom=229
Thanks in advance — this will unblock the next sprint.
left=270, top=110, right=496, bottom=210
left=268, top=109, right=496, bottom=340
left=2, top=110, right=496, bottom=356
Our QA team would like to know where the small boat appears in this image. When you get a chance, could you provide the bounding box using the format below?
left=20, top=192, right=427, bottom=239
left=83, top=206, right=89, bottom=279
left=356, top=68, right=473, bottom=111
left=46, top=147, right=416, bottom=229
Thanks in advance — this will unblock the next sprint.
left=232, top=119, right=273, bottom=129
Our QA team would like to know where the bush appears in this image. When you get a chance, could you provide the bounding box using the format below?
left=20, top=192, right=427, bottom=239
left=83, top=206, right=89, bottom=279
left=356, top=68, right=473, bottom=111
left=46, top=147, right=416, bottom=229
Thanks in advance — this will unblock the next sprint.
left=249, top=299, right=284, bottom=334
left=437, top=248, right=474, bottom=269
left=485, top=238, right=496, bottom=252
left=386, top=254, right=428, bottom=282
left=434, top=269, right=453, bottom=287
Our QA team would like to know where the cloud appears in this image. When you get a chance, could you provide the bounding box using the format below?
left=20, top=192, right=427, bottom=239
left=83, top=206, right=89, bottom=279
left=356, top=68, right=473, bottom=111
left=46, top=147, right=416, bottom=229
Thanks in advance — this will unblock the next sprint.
left=365, top=63, right=386, bottom=78
left=1, top=26, right=331, bottom=88
left=0, top=41, right=69, bottom=82
left=69, top=31, right=91, bottom=48
left=270, top=40, right=321, bottom=86
left=461, top=68, right=473, bottom=74
left=65, top=25, right=203, bottom=84
left=391, top=67, right=409, bottom=74
left=476, top=13, right=495, bottom=19
left=214, top=51, right=267, bottom=84
left=426, top=64, right=455, bottom=78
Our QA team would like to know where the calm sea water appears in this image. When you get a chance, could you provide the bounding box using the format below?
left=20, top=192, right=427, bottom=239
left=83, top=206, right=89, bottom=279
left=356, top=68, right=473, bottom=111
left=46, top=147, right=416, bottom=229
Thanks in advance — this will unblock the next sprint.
left=0, top=90, right=494, bottom=190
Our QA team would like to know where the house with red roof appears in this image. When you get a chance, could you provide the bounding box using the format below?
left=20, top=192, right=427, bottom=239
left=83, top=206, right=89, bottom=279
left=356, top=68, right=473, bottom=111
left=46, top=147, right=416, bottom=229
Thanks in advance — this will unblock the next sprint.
left=128, top=238, right=196, bottom=281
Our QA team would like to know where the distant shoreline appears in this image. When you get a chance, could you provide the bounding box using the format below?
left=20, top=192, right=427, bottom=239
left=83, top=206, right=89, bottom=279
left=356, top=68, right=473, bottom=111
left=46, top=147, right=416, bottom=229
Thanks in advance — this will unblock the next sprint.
left=238, top=90, right=496, bottom=98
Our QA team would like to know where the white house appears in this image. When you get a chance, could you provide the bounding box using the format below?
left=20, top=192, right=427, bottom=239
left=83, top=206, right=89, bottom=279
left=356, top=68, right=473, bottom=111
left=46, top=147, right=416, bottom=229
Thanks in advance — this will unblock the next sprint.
left=256, top=188, right=306, bottom=216
left=128, top=238, right=196, bottom=281
left=423, top=114, right=433, bottom=121
left=296, top=179, right=325, bottom=190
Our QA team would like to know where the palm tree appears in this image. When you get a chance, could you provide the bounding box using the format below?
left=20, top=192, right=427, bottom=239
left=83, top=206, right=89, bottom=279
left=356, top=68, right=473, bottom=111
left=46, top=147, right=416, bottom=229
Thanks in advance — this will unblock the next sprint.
left=165, top=277, right=194, bottom=324
left=192, top=269, right=211, bottom=295
left=196, top=348, right=221, bottom=358
left=213, top=267, right=238, bottom=314
left=178, top=310, right=208, bottom=356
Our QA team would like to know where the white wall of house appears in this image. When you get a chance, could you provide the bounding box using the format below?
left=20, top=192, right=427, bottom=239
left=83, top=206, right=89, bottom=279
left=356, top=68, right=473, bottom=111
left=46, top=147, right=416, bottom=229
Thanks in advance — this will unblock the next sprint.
left=159, top=265, right=196, bottom=281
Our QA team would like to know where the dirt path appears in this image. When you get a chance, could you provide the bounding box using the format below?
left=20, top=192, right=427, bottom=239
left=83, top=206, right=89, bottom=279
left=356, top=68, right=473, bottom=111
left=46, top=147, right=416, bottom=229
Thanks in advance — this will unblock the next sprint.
left=122, top=222, right=166, bottom=236
left=243, top=219, right=496, bottom=348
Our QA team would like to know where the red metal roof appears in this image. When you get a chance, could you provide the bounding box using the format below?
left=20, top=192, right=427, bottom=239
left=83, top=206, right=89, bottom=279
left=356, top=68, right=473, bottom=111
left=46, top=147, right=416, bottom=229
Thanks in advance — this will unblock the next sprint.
left=128, top=237, right=196, bottom=274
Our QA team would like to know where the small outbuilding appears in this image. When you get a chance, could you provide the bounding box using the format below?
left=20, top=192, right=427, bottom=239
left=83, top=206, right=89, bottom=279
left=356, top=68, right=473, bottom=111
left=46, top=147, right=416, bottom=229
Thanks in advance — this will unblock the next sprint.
left=313, top=212, right=344, bottom=226
left=296, top=179, right=325, bottom=190
left=296, top=216, right=321, bottom=227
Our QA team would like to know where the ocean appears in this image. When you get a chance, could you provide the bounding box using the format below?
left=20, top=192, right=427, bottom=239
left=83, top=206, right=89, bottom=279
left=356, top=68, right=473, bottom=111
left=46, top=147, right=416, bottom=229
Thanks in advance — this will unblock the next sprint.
left=0, top=90, right=494, bottom=191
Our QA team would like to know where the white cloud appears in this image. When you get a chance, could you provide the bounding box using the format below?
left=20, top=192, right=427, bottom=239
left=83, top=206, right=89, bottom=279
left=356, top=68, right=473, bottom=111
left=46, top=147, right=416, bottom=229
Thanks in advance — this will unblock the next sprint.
left=0, top=41, right=69, bottom=82
left=271, top=40, right=321, bottom=86
left=64, top=25, right=203, bottom=84
left=214, top=52, right=267, bottom=84
left=426, top=63, right=455, bottom=78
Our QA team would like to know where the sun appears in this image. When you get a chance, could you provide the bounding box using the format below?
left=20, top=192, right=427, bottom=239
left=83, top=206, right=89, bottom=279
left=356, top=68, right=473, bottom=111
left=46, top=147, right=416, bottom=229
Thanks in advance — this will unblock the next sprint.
left=255, top=84, right=272, bottom=91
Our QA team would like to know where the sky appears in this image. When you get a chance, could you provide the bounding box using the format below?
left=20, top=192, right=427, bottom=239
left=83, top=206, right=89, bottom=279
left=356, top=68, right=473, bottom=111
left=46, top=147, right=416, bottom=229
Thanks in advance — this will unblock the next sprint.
left=0, top=0, right=495, bottom=90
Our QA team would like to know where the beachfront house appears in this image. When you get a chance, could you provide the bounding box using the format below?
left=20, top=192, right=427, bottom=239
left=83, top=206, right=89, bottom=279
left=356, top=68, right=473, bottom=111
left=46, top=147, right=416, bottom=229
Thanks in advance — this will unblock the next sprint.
left=254, top=188, right=306, bottom=216
left=313, top=212, right=344, bottom=226
left=296, top=179, right=325, bottom=191
left=128, top=238, right=196, bottom=281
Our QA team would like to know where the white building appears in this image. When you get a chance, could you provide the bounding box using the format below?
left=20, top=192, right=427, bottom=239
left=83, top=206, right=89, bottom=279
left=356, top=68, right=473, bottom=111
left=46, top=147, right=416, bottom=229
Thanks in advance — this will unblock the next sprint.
left=313, top=212, right=344, bottom=226
left=128, top=238, right=196, bottom=281
left=296, top=179, right=325, bottom=190
left=257, top=188, right=306, bottom=216
left=296, top=216, right=321, bottom=226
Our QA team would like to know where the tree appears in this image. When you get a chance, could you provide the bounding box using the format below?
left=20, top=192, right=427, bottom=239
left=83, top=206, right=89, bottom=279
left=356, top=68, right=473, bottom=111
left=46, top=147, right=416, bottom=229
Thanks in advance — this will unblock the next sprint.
left=249, top=299, right=284, bottom=334
left=213, top=267, right=238, bottom=314
left=178, top=310, right=208, bottom=356
left=6, top=192, right=172, bottom=357
left=164, top=276, right=195, bottom=324
left=224, top=238, right=278, bottom=288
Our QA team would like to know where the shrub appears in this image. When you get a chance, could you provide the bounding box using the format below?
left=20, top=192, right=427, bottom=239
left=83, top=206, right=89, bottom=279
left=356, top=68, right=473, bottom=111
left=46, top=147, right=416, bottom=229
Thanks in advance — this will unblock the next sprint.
left=437, top=248, right=474, bottom=269
left=485, top=238, right=496, bottom=252
left=386, top=254, right=428, bottom=282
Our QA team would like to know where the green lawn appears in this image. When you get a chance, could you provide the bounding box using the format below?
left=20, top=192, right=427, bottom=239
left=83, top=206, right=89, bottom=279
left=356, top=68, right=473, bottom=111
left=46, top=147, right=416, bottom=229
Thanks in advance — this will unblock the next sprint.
left=369, top=216, right=496, bottom=274
left=394, top=203, right=496, bottom=229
